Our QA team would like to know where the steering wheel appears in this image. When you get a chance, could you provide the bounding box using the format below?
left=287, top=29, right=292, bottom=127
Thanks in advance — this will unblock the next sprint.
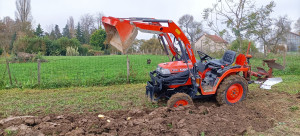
left=197, top=51, right=213, bottom=62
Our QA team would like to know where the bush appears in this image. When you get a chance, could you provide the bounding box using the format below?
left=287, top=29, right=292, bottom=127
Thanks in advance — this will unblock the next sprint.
left=46, top=39, right=60, bottom=56
left=104, top=49, right=110, bottom=55
left=82, top=44, right=93, bottom=50
left=230, top=39, right=258, bottom=54
left=78, top=46, right=88, bottom=56
left=66, top=46, right=79, bottom=56
left=47, top=37, right=81, bottom=56
left=33, top=52, right=47, bottom=62
left=14, top=36, right=47, bottom=55
left=90, top=29, right=106, bottom=49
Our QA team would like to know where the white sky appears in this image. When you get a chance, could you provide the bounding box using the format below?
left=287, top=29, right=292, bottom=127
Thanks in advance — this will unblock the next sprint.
left=0, top=0, right=299, bottom=39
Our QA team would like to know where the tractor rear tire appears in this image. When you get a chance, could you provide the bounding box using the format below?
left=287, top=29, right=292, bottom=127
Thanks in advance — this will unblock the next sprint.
left=167, top=93, right=193, bottom=108
left=216, top=75, right=248, bottom=105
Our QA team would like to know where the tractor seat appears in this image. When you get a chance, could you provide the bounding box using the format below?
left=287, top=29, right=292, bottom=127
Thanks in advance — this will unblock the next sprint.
left=209, top=50, right=236, bottom=67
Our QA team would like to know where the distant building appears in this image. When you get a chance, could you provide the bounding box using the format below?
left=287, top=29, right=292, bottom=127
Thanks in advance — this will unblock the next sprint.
left=194, top=33, right=228, bottom=53
left=282, top=32, right=300, bottom=52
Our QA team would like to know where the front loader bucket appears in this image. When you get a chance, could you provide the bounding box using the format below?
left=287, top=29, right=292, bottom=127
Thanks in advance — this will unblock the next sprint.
left=102, top=16, right=138, bottom=53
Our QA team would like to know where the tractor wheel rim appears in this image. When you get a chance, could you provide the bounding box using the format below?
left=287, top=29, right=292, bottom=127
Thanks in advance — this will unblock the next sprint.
left=226, top=83, right=243, bottom=103
left=173, top=100, right=188, bottom=107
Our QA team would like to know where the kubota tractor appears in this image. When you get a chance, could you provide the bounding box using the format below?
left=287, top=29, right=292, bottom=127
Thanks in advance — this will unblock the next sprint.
left=102, top=16, right=284, bottom=108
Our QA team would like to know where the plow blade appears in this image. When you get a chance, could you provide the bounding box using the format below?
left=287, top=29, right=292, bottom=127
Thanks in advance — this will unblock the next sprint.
left=102, top=16, right=138, bottom=53
left=263, top=59, right=284, bottom=70
left=255, top=78, right=283, bottom=90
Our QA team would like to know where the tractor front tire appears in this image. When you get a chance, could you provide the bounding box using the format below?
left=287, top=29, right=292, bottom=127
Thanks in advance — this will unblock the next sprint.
left=167, top=93, right=193, bottom=108
left=216, top=75, right=248, bottom=105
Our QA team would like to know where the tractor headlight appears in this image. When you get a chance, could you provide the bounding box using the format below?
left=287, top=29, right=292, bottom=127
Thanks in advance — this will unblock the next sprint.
left=156, top=66, right=171, bottom=75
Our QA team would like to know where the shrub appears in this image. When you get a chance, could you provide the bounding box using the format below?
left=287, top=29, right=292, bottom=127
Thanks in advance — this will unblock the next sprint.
left=78, top=46, right=88, bottom=56
left=33, top=52, right=47, bottom=62
left=9, top=52, right=44, bottom=63
left=230, top=39, right=258, bottom=54
left=14, top=36, right=47, bottom=55
left=104, top=49, right=110, bottom=55
left=66, top=46, right=79, bottom=56
left=46, top=39, right=60, bottom=56
left=90, top=29, right=106, bottom=50
left=48, top=37, right=81, bottom=56
left=0, top=48, right=3, bottom=55
left=82, top=44, right=93, bottom=50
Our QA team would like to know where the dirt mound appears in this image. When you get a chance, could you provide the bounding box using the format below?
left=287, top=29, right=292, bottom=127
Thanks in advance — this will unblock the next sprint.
left=0, top=103, right=275, bottom=136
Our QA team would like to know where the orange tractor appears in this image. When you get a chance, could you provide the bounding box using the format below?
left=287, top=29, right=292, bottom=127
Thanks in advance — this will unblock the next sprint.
left=102, top=16, right=283, bottom=107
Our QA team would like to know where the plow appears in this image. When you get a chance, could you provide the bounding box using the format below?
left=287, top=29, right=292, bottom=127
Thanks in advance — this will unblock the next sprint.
left=102, top=16, right=284, bottom=107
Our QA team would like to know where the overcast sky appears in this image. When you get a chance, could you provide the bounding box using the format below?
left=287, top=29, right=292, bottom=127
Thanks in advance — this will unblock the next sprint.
left=0, top=0, right=299, bottom=39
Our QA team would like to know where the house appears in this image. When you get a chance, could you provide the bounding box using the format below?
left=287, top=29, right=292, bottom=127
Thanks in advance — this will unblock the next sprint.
left=194, top=33, right=228, bottom=53
left=281, top=32, right=300, bottom=52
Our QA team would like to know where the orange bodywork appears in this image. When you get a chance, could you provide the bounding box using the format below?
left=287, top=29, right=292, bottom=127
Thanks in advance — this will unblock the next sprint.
left=158, top=61, right=193, bottom=74
left=102, top=16, right=197, bottom=65
left=102, top=16, right=252, bottom=97
left=164, top=57, right=249, bottom=96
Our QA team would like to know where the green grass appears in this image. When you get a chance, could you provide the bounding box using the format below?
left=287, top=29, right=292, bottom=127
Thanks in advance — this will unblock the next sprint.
left=0, top=55, right=169, bottom=89
left=289, top=106, right=299, bottom=112
left=0, top=53, right=299, bottom=89
left=0, top=83, right=152, bottom=118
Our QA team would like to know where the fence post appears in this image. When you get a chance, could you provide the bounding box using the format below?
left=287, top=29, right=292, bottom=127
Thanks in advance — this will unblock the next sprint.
left=282, top=50, right=286, bottom=68
left=37, top=59, right=41, bottom=85
left=127, top=55, right=130, bottom=83
left=5, top=59, right=13, bottom=86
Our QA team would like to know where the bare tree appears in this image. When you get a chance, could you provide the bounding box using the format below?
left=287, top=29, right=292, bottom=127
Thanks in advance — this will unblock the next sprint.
left=80, top=14, right=95, bottom=44
left=246, top=1, right=274, bottom=56
left=2, top=16, right=15, bottom=34
left=15, top=0, right=32, bottom=23
left=95, top=12, right=104, bottom=29
left=178, top=14, right=202, bottom=48
left=0, top=20, right=11, bottom=53
left=67, top=16, right=75, bottom=38
left=80, top=14, right=95, bottom=33
left=203, top=0, right=255, bottom=52
left=270, top=16, right=291, bottom=52
left=247, top=1, right=291, bottom=55
left=45, top=24, right=54, bottom=33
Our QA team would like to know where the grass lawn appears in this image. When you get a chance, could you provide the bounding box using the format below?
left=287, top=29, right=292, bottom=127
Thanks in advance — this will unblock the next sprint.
left=0, top=53, right=299, bottom=89
left=0, top=83, right=153, bottom=118
left=0, top=55, right=169, bottom=89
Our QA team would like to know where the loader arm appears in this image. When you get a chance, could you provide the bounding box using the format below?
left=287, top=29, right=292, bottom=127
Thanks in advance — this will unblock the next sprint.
left=102, top=16, right=197, bottom=65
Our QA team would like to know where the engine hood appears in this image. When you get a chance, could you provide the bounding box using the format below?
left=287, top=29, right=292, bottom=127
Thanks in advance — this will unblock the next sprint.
left=158, top=61, right=193, bottom=74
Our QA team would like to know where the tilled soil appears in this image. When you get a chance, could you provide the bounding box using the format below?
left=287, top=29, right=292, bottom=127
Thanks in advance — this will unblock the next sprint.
left=1, top=90, right=299, bottom=136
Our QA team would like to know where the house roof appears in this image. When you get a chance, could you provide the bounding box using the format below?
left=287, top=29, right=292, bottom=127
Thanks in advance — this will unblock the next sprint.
left=289, top=32, right=300, bottom=37
left=197, top=33, right=228, bottom=44
left=206, top=34, right=228, bottom=43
